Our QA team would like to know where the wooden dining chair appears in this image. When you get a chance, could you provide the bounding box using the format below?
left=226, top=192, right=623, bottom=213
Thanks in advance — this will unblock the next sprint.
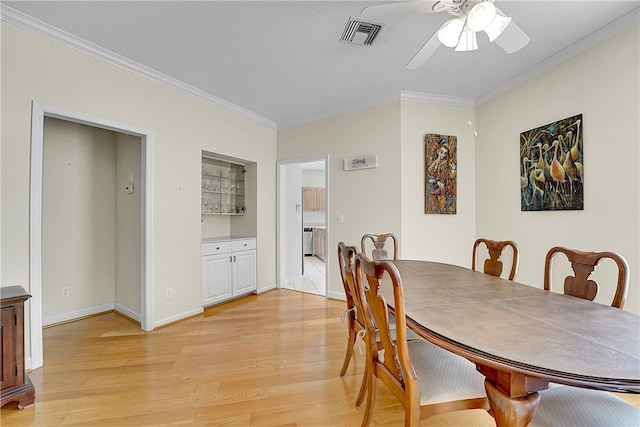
left=354, top=253, right=488, bottom=427
left=543, top=246, right=629, bottom=308
left=471, top=238, right=519, bottom=280
left=361, top=233, right=398, bottom=261
left=338, top=241, right=415, bottom=410
left=338, top=241, right=371, bottom=408
left=530, top=247, right=638, bottom=425
left=338, top=242, right=361, bottom=378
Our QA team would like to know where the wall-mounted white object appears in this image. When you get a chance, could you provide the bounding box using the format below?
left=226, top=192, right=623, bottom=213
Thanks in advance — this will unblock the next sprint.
left=124, top=172, right=135, bottom=194
left=343, top=154, right=377, bottom=171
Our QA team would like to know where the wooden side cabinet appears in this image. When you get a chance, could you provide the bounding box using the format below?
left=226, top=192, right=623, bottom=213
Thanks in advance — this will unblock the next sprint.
left=1, top=285, right=35, bottom=409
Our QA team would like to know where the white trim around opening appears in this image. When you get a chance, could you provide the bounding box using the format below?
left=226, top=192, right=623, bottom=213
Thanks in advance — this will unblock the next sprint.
left=29, top=101, right=153, bottom=369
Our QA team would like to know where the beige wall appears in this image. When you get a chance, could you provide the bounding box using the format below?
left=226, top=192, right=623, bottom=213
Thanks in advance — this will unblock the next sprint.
left=476, top=25, right=640, bottom=314
left=115, top=133, right=142, bottom=315
left=277, top=102, right=402, bottom=298
left=400, top=101, right=477, bottom=267
left=278, top=25, right=639, bottom=314
left=278, top=100, right=478, bottom=295
left=41, top=119, right=142, bottom=322
left=1, top=21, right=277, bottom=340
left=42, top=118, right=117, bottom=320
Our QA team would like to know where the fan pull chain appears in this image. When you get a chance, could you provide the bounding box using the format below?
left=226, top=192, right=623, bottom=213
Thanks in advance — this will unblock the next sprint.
left=466, top=49, right=478, bottom=137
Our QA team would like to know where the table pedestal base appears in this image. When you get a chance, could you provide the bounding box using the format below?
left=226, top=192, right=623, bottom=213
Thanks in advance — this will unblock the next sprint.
left=485, top=379, right=540, bottom=427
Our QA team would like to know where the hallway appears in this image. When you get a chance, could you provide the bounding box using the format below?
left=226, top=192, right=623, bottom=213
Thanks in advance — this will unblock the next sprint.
left=282, top=256, right=325, bottom=296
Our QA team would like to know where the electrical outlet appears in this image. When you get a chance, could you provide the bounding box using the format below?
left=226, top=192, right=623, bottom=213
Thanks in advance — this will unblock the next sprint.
left=61, top=287, right=71, bottom=298
left=165, top=288, right=173, bottom=299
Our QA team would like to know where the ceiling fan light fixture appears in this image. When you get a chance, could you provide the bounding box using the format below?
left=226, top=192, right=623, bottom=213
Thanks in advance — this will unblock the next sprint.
left=455, top=29, right=478, bottom=51
left=484, top=13, right=511, bottom=42
left=437, top=16, right=465, bottom=48
left=467, top=1, right=497, bottom=32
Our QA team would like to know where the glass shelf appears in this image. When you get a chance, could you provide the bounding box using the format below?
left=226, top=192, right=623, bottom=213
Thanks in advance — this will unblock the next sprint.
left=202, top=157, right=246, bottom=215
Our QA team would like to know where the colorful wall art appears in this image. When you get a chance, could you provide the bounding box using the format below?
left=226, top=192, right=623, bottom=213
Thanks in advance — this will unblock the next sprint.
left=520, top=114, right=583, bottom=211
left=425, top=133, right=457, bottom=214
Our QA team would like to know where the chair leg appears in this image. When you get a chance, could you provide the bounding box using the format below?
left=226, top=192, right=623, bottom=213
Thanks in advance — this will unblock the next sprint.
left=360, top=362, right=376, bottom=427
left=340, top=327, right=356, bottom=377
left=355, top=356, right=369, bottom=408
left=404, top=401, right=420, bottom=427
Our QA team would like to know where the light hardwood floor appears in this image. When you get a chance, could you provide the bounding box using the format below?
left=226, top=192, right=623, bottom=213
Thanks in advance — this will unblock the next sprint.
left=2, top=289, right=637, bottom=426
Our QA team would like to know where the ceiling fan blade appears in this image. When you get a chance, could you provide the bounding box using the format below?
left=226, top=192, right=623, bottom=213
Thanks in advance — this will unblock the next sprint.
left=406, top=32, right=441, bottom=70
left=361, top=1, right=441, bottom=20
left=494, top=19, right=530, bottom=53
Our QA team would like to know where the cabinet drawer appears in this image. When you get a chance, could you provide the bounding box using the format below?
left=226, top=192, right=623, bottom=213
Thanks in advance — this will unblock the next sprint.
left=201, top=241, right=232, bottom=256
left=232, top=239, right=256, bottom=252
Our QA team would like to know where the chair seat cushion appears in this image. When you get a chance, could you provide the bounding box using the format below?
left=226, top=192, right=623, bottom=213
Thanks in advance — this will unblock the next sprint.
left=530, top=385, right=640, bottom=427
left=407, top=339, right=487, bottom=405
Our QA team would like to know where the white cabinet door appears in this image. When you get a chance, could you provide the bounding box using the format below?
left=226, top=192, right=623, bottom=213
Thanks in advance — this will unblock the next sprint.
left=233, top=249, right=257, bottom=296
left=201, top=253, right=233, bottom=305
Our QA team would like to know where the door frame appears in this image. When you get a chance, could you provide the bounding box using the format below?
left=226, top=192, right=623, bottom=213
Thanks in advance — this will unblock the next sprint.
left=29, top=100, right=153, bottom=369
left=276, top=154, right=329, bottom=294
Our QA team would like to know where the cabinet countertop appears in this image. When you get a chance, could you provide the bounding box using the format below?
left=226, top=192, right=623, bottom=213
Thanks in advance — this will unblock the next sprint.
left=202, top=236, right=256, bottom=244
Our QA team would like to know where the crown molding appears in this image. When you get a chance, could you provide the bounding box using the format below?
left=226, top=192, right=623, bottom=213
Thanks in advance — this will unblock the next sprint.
left=5, top=4, right=636, bottom=129
left=278, top=91, right=471, bottom=129
left=1, top=5, right=277, bottom=129
left=401, top=91, right=471, bottom=107
left=476, top=6, right=640, bottom=105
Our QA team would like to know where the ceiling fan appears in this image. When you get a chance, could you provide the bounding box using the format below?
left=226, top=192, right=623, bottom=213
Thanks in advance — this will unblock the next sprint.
left=361, top=0, right=530, bottom=69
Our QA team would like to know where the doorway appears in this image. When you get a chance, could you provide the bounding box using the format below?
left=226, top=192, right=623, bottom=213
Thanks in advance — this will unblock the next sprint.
left=29, top=101, right=153, bottom=369
left=276, top=155, right=328, bottom=297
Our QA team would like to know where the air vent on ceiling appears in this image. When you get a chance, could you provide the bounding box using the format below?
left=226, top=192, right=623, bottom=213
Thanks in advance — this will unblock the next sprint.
left=340, top=17, right=383, bottom=46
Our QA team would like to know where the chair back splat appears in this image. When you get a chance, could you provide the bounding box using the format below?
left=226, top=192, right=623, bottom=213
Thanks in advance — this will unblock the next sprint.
left=471, top=238, right=519, bottom=281
left=543, top=246, right=629, bottom=308
left=361, top=233, right=398, bottom=261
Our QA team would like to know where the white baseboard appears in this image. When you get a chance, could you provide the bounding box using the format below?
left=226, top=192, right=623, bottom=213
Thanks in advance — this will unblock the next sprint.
left=114, top=303, right=141, bottom=323
left=42, top=302, right=143, bottom=327
left=257, top=284, right=277, bottom=294
left=43, top=302, right=115, bottom=327
left=328, top=290, right=346, bottom=301
left=153, top=307, right=203, bottom=330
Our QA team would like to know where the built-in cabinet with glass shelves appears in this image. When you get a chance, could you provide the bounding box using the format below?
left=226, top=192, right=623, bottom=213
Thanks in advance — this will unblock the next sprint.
left=202, top=157, right=246, bottom=215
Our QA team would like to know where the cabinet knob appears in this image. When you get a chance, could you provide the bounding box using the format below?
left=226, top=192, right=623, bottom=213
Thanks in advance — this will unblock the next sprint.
left=216, top=246, right=220, bottom=250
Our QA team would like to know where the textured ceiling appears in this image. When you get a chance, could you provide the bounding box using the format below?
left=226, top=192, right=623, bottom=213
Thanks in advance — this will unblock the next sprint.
left=3, top=1, right=639, bottom=127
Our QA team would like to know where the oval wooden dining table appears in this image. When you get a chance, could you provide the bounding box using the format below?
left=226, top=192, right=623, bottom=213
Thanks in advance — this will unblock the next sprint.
left=380, top=260, right=640, bottom=427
